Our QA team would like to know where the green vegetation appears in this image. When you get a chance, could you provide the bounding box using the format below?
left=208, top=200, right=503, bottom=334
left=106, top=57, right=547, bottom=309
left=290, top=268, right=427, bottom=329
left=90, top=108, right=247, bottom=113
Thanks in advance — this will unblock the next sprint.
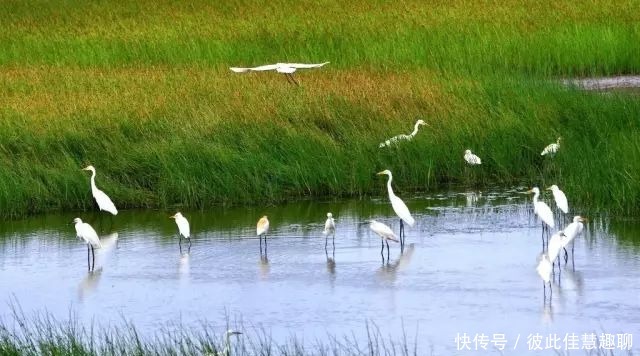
left=0, top=0, right=639, bottom=217
left=0, top=309, right=419, bottom=356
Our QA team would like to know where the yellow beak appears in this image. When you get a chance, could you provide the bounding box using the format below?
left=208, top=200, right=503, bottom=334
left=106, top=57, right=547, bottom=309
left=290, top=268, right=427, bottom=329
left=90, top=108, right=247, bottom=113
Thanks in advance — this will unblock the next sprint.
left=545, top=187, right=552, bottom=191
left=525, top=189, right=533, bottom=193
left=376, top=171, right=385, bottom=175
left=169, top=215, right=176, bottom=219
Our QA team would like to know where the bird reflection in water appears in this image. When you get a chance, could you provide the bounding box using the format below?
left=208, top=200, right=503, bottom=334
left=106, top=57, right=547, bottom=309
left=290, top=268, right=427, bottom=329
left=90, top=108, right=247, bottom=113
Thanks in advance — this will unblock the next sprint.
left=78, top=268, right=102, bottom=301
left=377, top=243, right=415, bottom=283
left=259, top=255, right=270, bottom=279
left=179, top=250, right=190, bottom=278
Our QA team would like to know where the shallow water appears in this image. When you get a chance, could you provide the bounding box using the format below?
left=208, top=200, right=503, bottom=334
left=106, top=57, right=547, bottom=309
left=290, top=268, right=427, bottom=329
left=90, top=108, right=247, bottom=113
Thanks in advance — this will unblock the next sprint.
left=1, top=188, right=639, bottom=354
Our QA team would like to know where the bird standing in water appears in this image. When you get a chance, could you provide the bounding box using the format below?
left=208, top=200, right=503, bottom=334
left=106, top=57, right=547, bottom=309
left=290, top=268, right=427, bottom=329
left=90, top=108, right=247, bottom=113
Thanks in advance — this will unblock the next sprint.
left=369, top=219, right=399, bottom=263
left=73, top=218, right=102, bottom=272
left=257, top=216, right=270, bottom=255
left=170, top=212, right=191, bottom=250
left=377, top=170, right=415, bottom=252
left=323, top=212, right=336, bottom=254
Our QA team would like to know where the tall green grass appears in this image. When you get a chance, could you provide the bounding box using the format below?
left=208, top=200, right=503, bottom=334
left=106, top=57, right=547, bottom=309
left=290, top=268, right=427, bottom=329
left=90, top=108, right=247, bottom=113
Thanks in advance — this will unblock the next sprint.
left=0, top=1, right=639, bottom=217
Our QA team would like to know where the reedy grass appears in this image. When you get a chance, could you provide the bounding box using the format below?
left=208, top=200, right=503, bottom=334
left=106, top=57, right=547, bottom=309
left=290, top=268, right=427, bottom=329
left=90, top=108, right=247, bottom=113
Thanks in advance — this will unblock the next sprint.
left=0, top=308, right=421, bottom=356
left=0, top=1, right=639, bottom=217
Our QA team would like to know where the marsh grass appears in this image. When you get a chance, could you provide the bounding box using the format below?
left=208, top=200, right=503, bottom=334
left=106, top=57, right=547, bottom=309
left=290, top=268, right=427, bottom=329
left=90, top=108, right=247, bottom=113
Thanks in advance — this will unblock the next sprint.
left=0, top=307, right=422, bottom=356
left=0, top=1, right=639, bottom=216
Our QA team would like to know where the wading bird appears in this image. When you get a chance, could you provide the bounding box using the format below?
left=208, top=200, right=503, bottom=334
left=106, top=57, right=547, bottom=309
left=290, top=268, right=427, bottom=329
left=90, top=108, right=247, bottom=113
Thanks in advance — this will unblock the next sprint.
left=82, top=165, right=118, bottom=216
left=547, top=185, right=568, bottom=214
left=526, top=187, right=555, bottom=250
left=536, top=252, right=553, bottom=300
left=73, top=218, right=102, bottom=272
left=561, top=216, right=586, bottom=264
left=323, top=212, right=336, bottom=252
left=257, top=216, right=270, bottom=255
left=379, top=119, right=428, bottom=148
left=230, top=62, right=329, bottom=85
left=541, top=137, right=561, bottom=156
left=223, top=329, right=243, bottom=356
left=464, top=149, right=482, bottom=165
left=369, top=220, right=399, bottom=263
left=170, top=212, right=191, bottom=248
left=547, top=230, right=567, bottom=277
left=377, top=170, right=415, bottom=251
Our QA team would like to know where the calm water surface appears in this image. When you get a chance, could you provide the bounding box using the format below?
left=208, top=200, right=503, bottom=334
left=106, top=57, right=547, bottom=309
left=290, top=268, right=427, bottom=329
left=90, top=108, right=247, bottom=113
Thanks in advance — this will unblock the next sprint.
left=1, top=188, right=639, bottom=354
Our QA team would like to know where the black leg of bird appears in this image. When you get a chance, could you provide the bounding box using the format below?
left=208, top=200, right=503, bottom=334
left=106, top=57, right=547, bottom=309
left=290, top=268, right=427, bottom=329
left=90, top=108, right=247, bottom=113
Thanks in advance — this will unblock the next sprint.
left=386, top=240, right=390, bottom=261
left=87, top=245, right=90, bottom=271
left=399, top=219, right=405, bottom=252
left=381, top=239, right=384, bottom=263
left=325, top=236, right=328, bottom=252
left=259, top=234, right=263, bottom=254
left=92, top=245, right=96, bottom=271
left=264, top=235, right=267, bottom=255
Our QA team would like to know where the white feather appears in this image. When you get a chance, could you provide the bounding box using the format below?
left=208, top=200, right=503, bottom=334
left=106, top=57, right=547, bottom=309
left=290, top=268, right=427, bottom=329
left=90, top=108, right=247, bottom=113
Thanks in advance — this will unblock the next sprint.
left=171, top=212, right=191, bottom=239
left=73, top=218, right=101, bottom=248
left=464, top=149, right=482, bottom=165
left=369, top=220, right=399, bottom=242
left=378, top=170, right=415, bottom=226
left=548, top=185, right=569, bottom=214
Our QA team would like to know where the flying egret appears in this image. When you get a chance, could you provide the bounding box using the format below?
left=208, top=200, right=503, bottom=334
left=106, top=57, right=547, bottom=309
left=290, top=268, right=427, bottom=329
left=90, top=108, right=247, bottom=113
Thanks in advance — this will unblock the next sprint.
left=170, top=212, right=191, bottom=249
left=323, top=212, right=336, bottom=252
left=541, top=137, right=561, bottom=156
left=536, top=252, right=553, bottom=299
left=230, top=62, right=329, bottom=85
left=82, top=165, right=118, bottom=215
left=223, top=329, right=242, bottom=356
left=526, top=187, right=555, bottom=250
left=561, top=216, right=586, bottom=264
left=257, top=216, right=269, bottom=255
left=369, top=219, right=399, bottom=262
left=73, top=218, right=102, bottom=271
left=379, top=119, right=428, bottom=148
left=464, top=149, right=482, bottom=165
left=377, top=170, right=415, bottom=251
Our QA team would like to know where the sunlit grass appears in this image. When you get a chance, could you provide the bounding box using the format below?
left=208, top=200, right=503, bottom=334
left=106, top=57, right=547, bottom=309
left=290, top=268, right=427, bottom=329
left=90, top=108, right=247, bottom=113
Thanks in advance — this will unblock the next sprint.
left=0, top=1, right=638, bottom=216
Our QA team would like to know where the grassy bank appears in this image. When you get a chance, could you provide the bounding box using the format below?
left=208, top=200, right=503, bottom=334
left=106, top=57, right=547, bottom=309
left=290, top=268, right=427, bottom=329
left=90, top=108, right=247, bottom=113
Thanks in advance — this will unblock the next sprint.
left=0, top=1, right=639, bottom=217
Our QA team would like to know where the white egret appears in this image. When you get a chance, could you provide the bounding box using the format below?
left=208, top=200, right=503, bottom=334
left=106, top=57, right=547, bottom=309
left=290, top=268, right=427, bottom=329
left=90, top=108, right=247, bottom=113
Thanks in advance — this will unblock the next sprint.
left=379, top=119, right=428, bottom=148
left=561, top=216, right=586, bottom=264
left=257, top=216, right=269, bottom=255
left=541, top=137, right=561, bottom=156
left=323, top=212, right=336, bottom=252
left=464, top=149, right=482, bottom=165
left=526, top=187, right=555, bottom=250
left=547, top=185, right=568, bottom=214
left=73, top=218, right=102, bottom=271
left=82, top=165, right=118, bottom=215
left=230, top=62, right=329, bottom=85
left=369, top=219, right=399, bottom=262
left=377, top=170, right=415, bottom=251
left=536, top=253, right=553, bottom=298
left=223, top=329, right=242, bottom=356
left=547, top=231, right=567, bottom=277
left=170, top=212, right=191, bottom=248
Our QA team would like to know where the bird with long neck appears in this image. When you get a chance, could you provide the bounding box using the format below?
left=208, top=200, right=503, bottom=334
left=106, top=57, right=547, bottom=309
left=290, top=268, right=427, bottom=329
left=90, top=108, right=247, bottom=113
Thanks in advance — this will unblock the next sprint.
left=73, top=217, right=102, bottom=272
left=82, top=165, right=118, bottom=216
left=526, top=187, right=554, bottom=250
left=379, top=119, right=428, bottom=148
left=377, top=170, right=414, bottom=251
